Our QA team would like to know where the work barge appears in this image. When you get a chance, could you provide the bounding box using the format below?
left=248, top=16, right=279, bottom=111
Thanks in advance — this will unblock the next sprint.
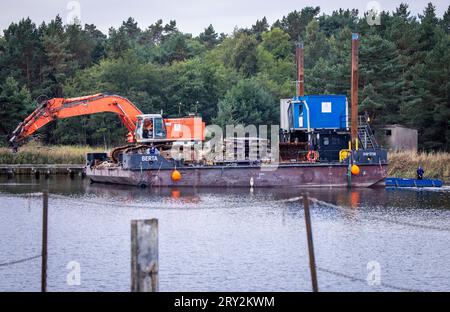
left=86, top=33, right=388, bottom=188
left=86, top=159, right=387, bottom=188
left=9, top=33, right=388, bottom=188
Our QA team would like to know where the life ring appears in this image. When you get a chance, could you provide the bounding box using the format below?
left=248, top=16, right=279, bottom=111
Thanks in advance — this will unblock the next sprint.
left=306, top=150, right=319, bottom=163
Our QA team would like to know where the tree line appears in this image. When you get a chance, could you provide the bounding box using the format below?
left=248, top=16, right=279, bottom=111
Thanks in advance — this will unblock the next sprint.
left=0, top=3, right=449, bottom=150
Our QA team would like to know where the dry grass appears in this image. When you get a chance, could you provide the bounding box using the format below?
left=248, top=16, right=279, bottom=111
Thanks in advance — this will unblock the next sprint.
left=388, top=151, right=450, bottom=181
left=0, top=142, right=105, bottom=165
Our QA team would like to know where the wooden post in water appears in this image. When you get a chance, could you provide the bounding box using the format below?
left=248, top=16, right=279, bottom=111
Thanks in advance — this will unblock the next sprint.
left=303, top=194, right=318, bottom=292
left=41, top=190, right=48, bottom=292
left=131, top=219, right=159, bottom=292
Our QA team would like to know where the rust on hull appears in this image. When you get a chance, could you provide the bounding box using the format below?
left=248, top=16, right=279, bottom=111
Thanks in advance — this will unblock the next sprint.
left=86, top=163, right=387, bottom=188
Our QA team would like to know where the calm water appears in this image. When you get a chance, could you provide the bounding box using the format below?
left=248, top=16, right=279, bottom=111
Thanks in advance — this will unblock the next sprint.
left=0, top=175, right=449, bottom=292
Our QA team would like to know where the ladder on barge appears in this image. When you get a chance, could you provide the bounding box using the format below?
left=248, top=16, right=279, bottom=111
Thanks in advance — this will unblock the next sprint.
left=357, top=115, right=378, bottom=149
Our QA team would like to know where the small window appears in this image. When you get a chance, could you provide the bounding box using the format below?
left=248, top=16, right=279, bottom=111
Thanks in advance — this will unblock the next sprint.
left=154, top=117, right=166, bottom=139
left=322, top=102, right=332, bottom=113
left=385, top=129, right=392, bottom=136
left=323, top=137, right=329, bottom=145
left=142, top=118, right=154, bottom=139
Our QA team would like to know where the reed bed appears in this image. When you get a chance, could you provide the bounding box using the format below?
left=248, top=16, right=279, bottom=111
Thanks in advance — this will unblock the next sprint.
left=0, top=143, right=105, bottom=165
left=388, top=151, right=450, bottom=181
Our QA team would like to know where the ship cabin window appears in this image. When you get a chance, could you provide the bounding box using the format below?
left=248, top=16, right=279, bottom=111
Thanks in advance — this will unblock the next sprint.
left=323, top=137, right=330, bottom=146
left=321, top=102, right=332, bottom=113
left=142, top=118, right=154, bottom=139
left=137, top=116, right=167, bottom=140
left=153, top=117, right=166, bottom=139
left=297, top=104, right=304, bottom=128
left=385, top=129, right=392, bottom=136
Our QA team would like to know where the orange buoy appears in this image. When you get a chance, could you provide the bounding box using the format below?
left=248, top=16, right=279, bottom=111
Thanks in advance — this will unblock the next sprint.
left=171, top=169, right=181, bottom=182
left=351, top=164, right=360, bottom=175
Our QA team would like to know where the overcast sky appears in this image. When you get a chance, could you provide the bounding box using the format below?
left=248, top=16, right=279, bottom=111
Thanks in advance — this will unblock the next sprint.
left=1, top=0, right=448, bottom=36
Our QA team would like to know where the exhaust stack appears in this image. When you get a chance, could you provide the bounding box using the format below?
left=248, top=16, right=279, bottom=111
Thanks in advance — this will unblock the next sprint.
left=351, top=33, right=359, bottom=150
left=296, top=42, right=305, bottom=97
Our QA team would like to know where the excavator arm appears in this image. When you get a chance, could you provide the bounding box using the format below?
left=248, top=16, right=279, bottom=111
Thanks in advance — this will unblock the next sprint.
left=9, top=93, right=143, bottom=148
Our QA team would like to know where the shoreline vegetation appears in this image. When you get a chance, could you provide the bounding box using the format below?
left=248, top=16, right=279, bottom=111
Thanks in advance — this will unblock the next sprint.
left=0, top=144, right=105, bottom=165
left=0, top=144, right=449, bottom=181
left=387, top=151, right=450, bottom=181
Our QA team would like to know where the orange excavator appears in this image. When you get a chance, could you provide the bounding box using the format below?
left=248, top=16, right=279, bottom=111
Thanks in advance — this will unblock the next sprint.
left=9, top=93, right=205, bottom=160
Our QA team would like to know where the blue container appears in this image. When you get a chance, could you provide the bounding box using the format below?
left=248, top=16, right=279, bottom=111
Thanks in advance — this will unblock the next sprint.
left=290, top=95, right=348, bottom=130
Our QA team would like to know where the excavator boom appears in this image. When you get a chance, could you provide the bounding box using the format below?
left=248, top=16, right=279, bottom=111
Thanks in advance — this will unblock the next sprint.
left=9, top=93, right=143, bottom=148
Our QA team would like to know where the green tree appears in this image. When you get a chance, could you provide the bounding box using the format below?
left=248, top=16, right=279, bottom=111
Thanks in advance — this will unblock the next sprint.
left=0, top=77, right=32, bottom=144
left=419, top=2, right=439, bottom=52
left=221, top=31, right=258, bottom=77
left=162, top=20, right=178, bottom=42
left=84, top=24, right=107, bottom=63
left=256, top=28, right=294, bottom=98
left=214, top=78, right=277, bottom=126
left=360, top=83, right=383, bottom=115
left=199, top=24, right=218, bottom=49
left=141, top=19, right=164, bottom=44
left=158, top=33, right=202, bottom=63
left=442, top=5, right=450, bottom=34
left=28, top=16, right=73, bottom=98
left=65, top=23, right=95, bottom=69
left=1, top=18, right=41, bottom=91
left=121, top=17, right=141, bottom=41
left=40, top=33, right=71, bottom=97
left=305, top=58, right=335, bottom=94
left=273, top=7, right=321, bottom=41
left=418, top=31, right=450, bottom=150
left=304, top=20, right=330, bottom=67
left=107, top=27, right=131, bottom=58
left=326, top=27, right=352, bottom=95
left=359, top=34, right=402, bottom=123
left=260, top=27, right=291, bottom=60
left=252, top=17, right=269, bottom=41
left=387, top=3, right=421, bottom=66
left=319, top=9, right=358, bottom=36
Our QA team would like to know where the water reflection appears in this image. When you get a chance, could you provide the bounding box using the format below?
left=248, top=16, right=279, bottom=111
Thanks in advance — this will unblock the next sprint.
left=2, top=175, right=448, bottom=211
left=0, top=175, right=449, bottom=292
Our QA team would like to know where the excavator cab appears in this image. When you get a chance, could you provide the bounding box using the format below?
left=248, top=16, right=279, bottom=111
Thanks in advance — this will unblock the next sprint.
left=135, top=114, right=167, bottom=143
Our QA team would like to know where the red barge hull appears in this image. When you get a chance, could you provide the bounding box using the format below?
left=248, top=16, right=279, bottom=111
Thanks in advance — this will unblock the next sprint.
left=86, top=163, right=387, bottom=188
